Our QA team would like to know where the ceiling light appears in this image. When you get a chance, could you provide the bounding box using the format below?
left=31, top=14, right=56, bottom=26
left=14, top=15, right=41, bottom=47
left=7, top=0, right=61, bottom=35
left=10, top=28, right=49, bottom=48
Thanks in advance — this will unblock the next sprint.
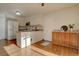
left=41, top=3, right=44, bottom=6
left=16, top=11, right=21, bottom=15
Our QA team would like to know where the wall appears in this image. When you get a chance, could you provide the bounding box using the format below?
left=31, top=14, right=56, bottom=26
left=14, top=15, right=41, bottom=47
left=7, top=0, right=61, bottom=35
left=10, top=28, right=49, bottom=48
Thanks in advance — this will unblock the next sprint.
left=17, top=17, right=29, bottom=26
left=0, top=15, right=19, bottom=40
left=25, top=5, right=79, bottom=41
left=43, top=6, right=79, bottom=41
left=26, top=14, right=43, bottom=25
left=0, top=15, right=6, bottom=40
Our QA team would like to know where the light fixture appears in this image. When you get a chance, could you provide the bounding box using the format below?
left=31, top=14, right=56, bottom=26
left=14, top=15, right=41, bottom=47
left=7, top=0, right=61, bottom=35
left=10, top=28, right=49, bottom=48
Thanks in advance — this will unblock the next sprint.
left=41, top=3, right=44, bottom=6
left=16, top=11, right=21, bottom=15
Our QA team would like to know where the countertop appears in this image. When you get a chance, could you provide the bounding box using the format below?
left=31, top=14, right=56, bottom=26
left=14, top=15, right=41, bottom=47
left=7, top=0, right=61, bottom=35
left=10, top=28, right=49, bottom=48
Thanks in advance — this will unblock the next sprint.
left=17, top=30, right=43, bottom=33
left=53, top=30, right=79, bottom=33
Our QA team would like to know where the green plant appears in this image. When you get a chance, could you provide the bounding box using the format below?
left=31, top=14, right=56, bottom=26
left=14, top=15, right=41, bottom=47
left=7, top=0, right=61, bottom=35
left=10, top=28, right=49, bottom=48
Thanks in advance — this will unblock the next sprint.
left=68, top=24, right=75, bottom=29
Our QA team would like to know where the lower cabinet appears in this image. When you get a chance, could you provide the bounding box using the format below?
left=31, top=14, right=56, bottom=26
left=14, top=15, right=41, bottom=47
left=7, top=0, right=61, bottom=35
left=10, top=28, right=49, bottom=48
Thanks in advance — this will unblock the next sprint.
left=52, top=32, right=79, bottom=49
left=31, top=31, right=43, bottom=44
left=16, top=31, right=43, bottom=48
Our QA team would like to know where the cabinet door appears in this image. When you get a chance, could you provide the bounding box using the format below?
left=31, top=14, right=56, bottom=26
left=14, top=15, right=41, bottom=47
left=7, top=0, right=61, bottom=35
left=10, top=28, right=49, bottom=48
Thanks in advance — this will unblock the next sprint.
left=61, top=32, right=70, bottom=47
left=21, top=37, right=26, bottom=48
left=52, top=32, right=62, bottom=45
left=30, top=32, right=35, bottom=44
left=31, top=31, right=43, bottom=44
left=69, top=33, right=78, bottom=49
left=52, top=32, right=78, bottom=49
left=16, top=32, right=21, bottom=47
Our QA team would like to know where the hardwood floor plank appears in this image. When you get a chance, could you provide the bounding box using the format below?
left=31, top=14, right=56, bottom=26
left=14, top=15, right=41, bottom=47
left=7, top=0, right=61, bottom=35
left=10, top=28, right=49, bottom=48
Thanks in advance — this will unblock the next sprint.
left=0, top=39, right=78, bottom=56
left=32, top=41, right=78, bottom=56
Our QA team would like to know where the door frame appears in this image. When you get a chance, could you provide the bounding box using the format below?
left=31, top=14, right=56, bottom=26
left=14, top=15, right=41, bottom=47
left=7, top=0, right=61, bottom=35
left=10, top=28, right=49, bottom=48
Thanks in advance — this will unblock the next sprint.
left=6, top=18, right=18, bottom=40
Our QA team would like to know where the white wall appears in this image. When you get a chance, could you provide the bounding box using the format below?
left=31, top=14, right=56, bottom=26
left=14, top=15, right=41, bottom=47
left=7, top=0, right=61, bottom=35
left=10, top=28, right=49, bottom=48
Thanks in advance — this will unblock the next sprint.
left=25, top=5, right=79, bottom=41
left=0, top=15, right=6, bottom=40
left=17, top=17, right=29, bottom=26
left=26, top=14, right=43, bottom=25
left=0, top=15, right=19, bottom=40
left=43, top=6, right=79, bottom=41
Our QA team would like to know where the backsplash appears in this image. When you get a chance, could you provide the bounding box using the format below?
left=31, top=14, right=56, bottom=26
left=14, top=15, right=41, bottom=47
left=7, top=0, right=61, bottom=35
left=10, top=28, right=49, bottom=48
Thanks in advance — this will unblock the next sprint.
left=19, top=24, right=43, bottom=31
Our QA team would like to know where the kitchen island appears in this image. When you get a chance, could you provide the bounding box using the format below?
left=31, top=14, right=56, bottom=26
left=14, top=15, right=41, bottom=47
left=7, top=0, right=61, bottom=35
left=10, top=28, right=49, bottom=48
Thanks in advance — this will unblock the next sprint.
left=16, top=30, right=43, bottom=48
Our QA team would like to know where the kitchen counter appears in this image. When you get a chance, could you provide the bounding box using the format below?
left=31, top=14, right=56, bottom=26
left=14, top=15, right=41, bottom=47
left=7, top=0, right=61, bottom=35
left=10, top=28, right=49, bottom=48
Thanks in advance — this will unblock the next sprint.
left=18, top=29, right=43, bottom=32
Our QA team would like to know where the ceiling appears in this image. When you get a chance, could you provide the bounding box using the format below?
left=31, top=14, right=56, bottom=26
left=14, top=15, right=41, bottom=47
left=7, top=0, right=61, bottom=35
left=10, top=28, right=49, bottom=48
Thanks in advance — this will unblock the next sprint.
left=0, top=3, right=78, bottom=19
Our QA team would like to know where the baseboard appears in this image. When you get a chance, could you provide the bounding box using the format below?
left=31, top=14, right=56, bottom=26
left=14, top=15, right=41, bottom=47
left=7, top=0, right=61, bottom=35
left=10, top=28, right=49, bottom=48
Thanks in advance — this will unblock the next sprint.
left=6, top=38, right=16, bottom=41
left=42, top=39, right=51, bottom=42
left=0, top=39, right=7, bottom=40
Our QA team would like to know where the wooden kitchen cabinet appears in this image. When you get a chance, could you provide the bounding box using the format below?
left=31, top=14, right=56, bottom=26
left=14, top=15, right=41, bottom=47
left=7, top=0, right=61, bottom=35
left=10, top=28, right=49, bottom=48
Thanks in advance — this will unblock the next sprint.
left=52, top=32, right=79, bottom=49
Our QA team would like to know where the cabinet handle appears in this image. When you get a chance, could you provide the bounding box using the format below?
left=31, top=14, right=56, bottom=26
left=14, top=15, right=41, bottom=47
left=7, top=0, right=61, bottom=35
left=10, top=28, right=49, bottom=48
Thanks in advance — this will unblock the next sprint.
left=31, top=38, right=32, bottom=41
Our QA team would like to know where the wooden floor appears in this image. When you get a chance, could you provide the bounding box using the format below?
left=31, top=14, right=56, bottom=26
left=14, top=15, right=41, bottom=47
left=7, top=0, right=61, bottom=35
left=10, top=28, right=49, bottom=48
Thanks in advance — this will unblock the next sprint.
left=0, top=39, right=78, bottom=56
left=0, top=39, right=44, bottom=56
left=0, top=39, right=16, bottom=56
left=32, top=40, right=78, bottom=56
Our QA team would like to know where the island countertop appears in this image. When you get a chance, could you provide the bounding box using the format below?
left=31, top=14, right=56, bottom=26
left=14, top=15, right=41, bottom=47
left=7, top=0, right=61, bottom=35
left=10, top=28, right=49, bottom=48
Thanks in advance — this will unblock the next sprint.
left=17, top=29, right=43, bottom=32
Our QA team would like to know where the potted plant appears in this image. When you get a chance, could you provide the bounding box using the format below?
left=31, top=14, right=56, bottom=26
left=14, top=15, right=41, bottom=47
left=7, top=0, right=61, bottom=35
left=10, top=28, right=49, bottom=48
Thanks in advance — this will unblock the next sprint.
left=68, top=24, right=75, bottom=31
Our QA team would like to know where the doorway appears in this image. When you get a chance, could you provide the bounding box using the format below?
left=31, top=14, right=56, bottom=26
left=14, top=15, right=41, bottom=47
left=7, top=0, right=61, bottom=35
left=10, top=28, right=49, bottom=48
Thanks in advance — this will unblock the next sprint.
left=7, top=19, right=18, bottom=40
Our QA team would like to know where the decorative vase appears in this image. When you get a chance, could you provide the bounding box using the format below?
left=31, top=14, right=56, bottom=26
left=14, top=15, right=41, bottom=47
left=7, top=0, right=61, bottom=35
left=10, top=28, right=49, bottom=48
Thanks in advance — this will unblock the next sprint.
left=61, top=25, right=68, bottom=32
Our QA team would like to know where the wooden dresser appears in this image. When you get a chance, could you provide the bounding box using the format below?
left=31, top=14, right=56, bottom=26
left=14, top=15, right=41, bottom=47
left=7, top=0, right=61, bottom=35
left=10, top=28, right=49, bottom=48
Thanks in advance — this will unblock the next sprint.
left=52, top=31, right=79, bottom=49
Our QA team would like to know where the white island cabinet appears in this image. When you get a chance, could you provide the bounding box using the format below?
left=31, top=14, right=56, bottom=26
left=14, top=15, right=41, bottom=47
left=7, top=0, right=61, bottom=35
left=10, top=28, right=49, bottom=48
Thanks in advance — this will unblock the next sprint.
left=16, top=31, right=43, bottom=48
left=31, top=31, right=43, bottom=44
